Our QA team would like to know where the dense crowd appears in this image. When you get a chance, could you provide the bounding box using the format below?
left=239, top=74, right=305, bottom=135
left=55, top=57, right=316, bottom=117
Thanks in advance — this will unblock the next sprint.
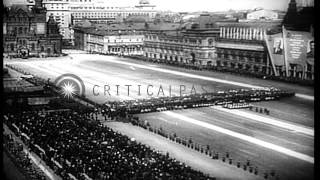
left=103, top=87, right=295, bottom=115
left=4, top=110, right=216, bottom=180
left=130, top=55, right=313, bottom=86
left=3, top=133, right=47, bottom=180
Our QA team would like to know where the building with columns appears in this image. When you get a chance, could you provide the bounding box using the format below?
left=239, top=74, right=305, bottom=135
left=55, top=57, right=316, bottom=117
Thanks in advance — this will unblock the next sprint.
left=143, top=15, right=220, bottom=66
left=3, top=0, right=62, bottom=58
left=74, top=22, right=145, bottom=55
left=215, top=23, right=273, bottom=75
left=144, top=29, right=219, bottom=66
left=214, top=0, right=314, bottom=80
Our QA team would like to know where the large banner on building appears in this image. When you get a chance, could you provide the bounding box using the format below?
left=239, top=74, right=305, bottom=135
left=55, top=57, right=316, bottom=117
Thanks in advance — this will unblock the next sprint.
left=283, top=28, right=314, bottom=67
left=266, top=28, right=314, bottom=77
left=266, top=33, right=285, bottom=67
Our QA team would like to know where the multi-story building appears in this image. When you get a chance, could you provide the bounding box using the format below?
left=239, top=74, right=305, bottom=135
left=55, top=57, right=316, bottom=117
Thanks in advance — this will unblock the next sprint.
left=69, top=0, right=157, bottom=24
left=215, top=0, right=314, bottom=80
left=214, top=22, right=277, bottom=75
left=264, top=28, right=314, bottom=80
left=42, top=0, right=72, bottom=42
left=74, top=23, right=145, bottom=55
left=144, top=15, right=220, bottom=66
left=42, top=0, right=158, bottom=42
left=144, top=31, right=219, bottom=66
left=143, top=13, right=314, bottom=80
left=246, top=9, right=280, bottom=21
left=3, top=0, right=62, bottom=58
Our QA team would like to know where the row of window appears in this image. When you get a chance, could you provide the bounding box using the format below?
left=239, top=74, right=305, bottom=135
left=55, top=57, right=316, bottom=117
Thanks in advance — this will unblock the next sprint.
left=7, top=17, right=29, bottom=22
left=8, top=27, right=33, bottom=35
left=146, top=51, right=215, bottom=59
left=70, top=6, right=119, bottom=10
left=86, top=46, right=142, bottom=53
left=6, top=43, right=59, bottom=53
left=145, top=53, right=185, bottom=62
left=145, top=36, right=214, bottom=46
left=50, top=6, right=65, bottom=9
left=72, top=12, right=150, bottom=18
left=218, top=53, right=266, bottom=63
left=51, top=13, right=65, bottom=15
left=106, top=39, right=143, bottom=43
left=7, top=42, right=36, bottom=51
left=145, top=47, right=213, bottom=56
left=108, top=47, right=142, bottom=52
left=216, top=61, right=268, bottom=72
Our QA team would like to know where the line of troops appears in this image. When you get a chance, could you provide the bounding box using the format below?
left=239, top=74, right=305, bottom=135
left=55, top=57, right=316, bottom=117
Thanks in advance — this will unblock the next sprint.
left=103, top=88, right=295, bottom=115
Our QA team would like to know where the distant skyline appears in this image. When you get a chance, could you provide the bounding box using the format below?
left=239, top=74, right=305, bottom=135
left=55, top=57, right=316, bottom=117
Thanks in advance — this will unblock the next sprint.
left=3, top=0, right=314, bottom=12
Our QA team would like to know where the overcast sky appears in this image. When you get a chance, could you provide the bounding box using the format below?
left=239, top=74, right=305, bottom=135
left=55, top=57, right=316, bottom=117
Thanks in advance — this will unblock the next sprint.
left=151, top=0, right=289, bottom=12
left=3, top=0, right=314, bottom=12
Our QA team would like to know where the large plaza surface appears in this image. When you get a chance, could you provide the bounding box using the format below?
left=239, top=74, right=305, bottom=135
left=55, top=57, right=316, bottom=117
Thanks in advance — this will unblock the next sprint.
left=4, top=51, right=314, bottom=180
left=136, top=107, right=313, bottom=180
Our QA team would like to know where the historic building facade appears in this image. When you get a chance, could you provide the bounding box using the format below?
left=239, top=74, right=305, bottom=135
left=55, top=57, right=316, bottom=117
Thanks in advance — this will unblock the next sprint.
left=3, top=0, right=62, bottom=58
left=74, top=23, right=145, bottom=55
left=144, top=29, right=219, bottom=66
left=143, top=15, right=220, bottom=66
left=43, top=0, right=72, bottom=42
left=215, top=23, right=272, bottom=75
left=42, top=0, right=157, bottom=41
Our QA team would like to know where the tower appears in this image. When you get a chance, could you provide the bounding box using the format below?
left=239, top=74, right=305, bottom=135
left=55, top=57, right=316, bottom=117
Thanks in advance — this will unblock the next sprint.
left=288, top=0, right=297, bottom=13
left=35, top=0, right=43, bottom=8
left=33, top=0, right=46, bottom=14
left=283, top=0, right=298, bottom=27
left=47, top=14, right=60, bottom=35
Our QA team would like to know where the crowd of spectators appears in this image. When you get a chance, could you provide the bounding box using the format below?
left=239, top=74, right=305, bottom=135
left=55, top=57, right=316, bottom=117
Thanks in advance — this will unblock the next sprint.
left=128, top=55, right=313, bottom=86
left=3, top=132, right=48, bottom=180
left=4, top=110, right=216, bottom=180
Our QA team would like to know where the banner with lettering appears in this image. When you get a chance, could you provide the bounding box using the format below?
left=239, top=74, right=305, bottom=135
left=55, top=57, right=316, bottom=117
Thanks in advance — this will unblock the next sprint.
left=283, top=28, right=314, bottom=68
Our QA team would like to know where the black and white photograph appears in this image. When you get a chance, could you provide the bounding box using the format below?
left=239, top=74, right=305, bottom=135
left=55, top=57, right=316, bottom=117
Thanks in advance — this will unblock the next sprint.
left=2, top=0, right=314, bottom=180
left=273, top=38, right=283, bottom=55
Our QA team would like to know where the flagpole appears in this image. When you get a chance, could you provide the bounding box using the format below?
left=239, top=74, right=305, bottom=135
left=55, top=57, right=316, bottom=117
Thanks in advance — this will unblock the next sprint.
left=264, top=32, right=278, bottom=76
left=282, top=25, right=289, bottom=77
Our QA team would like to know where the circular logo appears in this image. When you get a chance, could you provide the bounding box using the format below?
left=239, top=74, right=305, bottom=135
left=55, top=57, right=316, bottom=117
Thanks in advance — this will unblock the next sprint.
left=54, top=73, right=85, bottom=98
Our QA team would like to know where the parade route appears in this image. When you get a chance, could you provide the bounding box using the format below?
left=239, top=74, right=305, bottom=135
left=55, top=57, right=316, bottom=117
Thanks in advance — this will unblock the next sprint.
left=211, top=106, right=314, bottom=136
left=4, top=53, right=314, bottom=180
left=105, top=121, right=264, bottom=180
left=163, top=111, right=314, bottom=163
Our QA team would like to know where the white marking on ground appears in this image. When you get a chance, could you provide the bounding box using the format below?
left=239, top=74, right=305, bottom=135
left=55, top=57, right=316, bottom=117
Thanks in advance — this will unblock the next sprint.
left=158, top=117, right=178, bottom=125
left=295, top=93, right=314, bottom=101
left=163, top=111, right=314, bottom=164
left=211, top=106, right=314, bottom=137
left=129, top=66, right=136, bottom=70
left=148, top=64, right=158, bottom=67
